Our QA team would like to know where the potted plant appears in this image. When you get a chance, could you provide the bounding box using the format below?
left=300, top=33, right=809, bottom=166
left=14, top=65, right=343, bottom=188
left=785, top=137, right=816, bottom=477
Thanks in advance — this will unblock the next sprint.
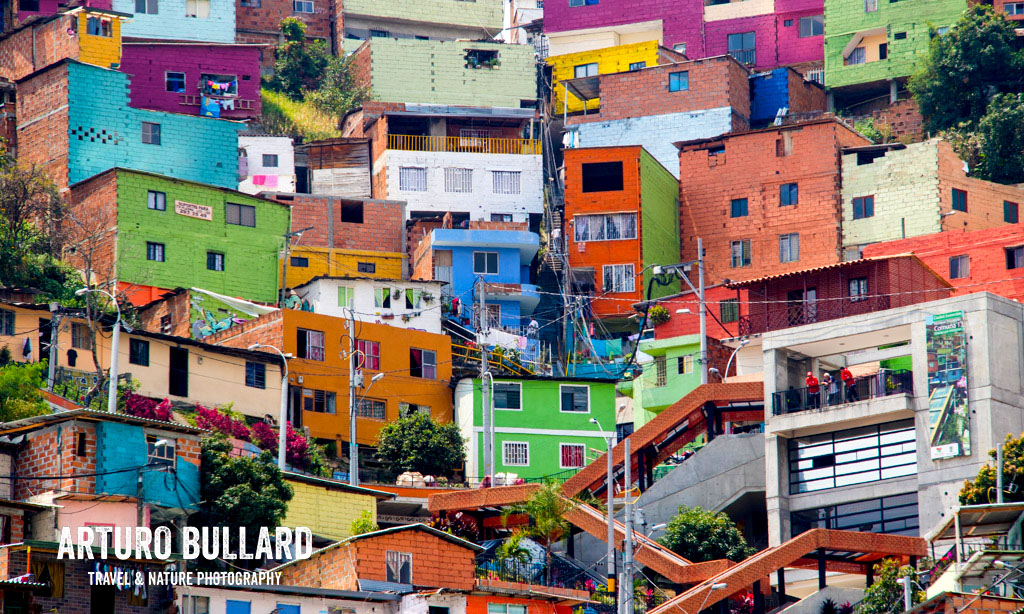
left=648, top=304, right=671, bottom=326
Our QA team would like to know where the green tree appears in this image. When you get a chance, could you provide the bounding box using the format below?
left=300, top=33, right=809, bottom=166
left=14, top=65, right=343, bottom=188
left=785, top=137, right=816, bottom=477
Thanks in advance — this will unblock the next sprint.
left=972, top=94, right=1024, bottom=184
left=307, top=54, right=372, bottom=119
left=0, top=362, right=50, bottom=421
left=658, top=505, right=754, bottom=563
left=350, top=509, right=379, bottom=536
left=375, top=412, right=466, bottom=477
left=196, top=436, right=294, bottom=568
left=264, top=18, right=329, bottom=100
left=855, top=559, right=919, bottom=614
left=960, top=432, right=1024, bottom=504
left=501, top=480, right=574, bottom=583
left=908, top=6, right=1024, bottom=134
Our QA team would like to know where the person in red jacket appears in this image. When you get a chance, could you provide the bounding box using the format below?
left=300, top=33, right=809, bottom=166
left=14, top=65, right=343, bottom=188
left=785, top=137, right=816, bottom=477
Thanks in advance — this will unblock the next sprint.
left=805, top=371, right=820, bottom=409
left=840, top=367, right=859, bottom=402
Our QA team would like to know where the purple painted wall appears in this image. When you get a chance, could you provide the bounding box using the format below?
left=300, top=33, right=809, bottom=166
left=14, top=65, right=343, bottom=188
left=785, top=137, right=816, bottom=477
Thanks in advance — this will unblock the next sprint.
left=16, top=0, right=110, bottom=23
left=544, top=0, right=823, bottom=69
left=119, top=43, right=262, bottom=120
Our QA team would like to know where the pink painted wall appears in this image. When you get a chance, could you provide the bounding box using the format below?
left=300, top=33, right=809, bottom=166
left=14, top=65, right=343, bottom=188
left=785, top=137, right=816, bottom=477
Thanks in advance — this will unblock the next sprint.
left=775, top=9, right=824, bottom=66
left=119, top=43, right=262, bottom=120
left=17, top=0, right=110, bottom=23
left=56, top=500, right=140, bottom=537
left=704, top=15, right=777, bottom=70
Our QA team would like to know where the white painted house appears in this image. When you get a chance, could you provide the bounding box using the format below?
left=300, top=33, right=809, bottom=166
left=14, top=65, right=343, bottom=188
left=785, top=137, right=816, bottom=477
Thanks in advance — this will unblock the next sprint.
left=177, top=585, right=398, bottom=614
left=239, top=135, right=296, bottom=194
left=290, top=276, right=446, bottom=334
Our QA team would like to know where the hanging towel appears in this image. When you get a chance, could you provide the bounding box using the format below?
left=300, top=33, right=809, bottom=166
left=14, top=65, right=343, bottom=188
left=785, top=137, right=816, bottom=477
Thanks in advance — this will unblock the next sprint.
left=200, top=96, right=221, bottom=118
left=264, top=174, right=279, bottom=187
left=252, top=175, right=266, bottom=186
left=220, top=98, right=236, bottom=111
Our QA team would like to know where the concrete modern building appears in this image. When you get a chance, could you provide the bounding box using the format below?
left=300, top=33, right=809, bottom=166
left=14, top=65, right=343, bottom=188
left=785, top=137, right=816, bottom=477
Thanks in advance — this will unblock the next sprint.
left=289, top=276, right=446, bottom=334
left=760, top=292, right=1024, bottom=545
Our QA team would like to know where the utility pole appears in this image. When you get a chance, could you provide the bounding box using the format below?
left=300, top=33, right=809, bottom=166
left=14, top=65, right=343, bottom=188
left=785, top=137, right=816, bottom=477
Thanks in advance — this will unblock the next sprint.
left=622, top=437, right=634, bottom=614
left=900, top=576, right=913, bottom=612
left=46, top=303, right=59, bottom=391
left=348, top=312, right=360, bottom=486
left=607, top=431, right=617, bottom=611
left=279, top=226, right=314, bottom=306
left=697, top=237, right=708, bottom=385
left=997, top=444, right=1005, bottom=503
left=479, top=280, right=493, bottom=483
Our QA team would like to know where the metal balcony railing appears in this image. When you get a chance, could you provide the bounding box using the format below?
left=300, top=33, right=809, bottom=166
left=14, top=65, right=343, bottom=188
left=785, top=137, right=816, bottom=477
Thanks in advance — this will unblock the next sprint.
left=738, top=295, right=891, bottom=335
left=771, top=369, right=913, bottom=416
left=388, top=134, right=542, bottom=155
left=729, top=49, right=756, bottom=66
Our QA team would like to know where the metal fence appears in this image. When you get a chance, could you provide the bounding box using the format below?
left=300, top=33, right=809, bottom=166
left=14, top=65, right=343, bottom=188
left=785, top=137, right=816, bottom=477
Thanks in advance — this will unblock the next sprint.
left=772, top=369, right=913, bottom=415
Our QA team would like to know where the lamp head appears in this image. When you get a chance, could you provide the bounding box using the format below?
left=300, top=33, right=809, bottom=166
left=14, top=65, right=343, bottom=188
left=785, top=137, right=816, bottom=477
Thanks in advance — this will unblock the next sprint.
left=675, top=308, right=691, bottom=314
left=371, top=373, right=385, bottom=383
left=74, top=288, right=89, bottom=297
left=711, top=583, right=728, bottom=590
left=739, top=339, right=751, bottom=347
left=248, top=343, right=262, bottom=351
left=589, top=418, right=598, bottom=424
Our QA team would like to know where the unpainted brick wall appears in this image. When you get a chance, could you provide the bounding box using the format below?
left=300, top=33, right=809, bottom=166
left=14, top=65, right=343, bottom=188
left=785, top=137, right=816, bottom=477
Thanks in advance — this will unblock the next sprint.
left=268, top=194, right=405, bottom=253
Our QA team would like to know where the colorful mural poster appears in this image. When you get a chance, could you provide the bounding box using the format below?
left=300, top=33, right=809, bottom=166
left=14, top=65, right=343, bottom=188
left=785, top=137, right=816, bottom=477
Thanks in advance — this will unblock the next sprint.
left=926, top=310, right=971, bottom=459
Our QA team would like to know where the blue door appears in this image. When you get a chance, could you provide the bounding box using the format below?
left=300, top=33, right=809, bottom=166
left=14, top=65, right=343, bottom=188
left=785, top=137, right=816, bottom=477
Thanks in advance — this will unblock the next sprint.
left=276, top=605, right=301, bottom=614
left=225, top=600, right=251, bottom=614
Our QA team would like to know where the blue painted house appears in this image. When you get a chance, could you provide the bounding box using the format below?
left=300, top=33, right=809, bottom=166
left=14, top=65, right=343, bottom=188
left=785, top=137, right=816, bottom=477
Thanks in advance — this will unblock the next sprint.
left=417, top=225, right=540, bottom=331
left=749, top=67, right=827, bottom=126
left=112, top=0, right=236, bottom=43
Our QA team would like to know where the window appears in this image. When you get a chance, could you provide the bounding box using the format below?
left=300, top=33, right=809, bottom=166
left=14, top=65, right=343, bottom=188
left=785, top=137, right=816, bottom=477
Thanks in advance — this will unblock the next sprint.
left=481, top=304, right=501, bottom=329
left=340, top=202, right=363, bottom=223
left=491, top=213, right=513, bottom=222
left=730, top=239, right=751, bottom=268
left=135, top=0, right=158, bottom=13
left=602, top=264, right=635, bottom=293
left=780, top=183, right=798, bottom=206
left=560, top=443, right=586, bottom=469
left=673, top=43, right=687, bottom=54
left=581, top=161, right=624, bottom=192
left=878, top=43, right=888, bottom=60
left=779, top=233, right=800, bottom=263
left=952, top=188, right=968, bottom=212
left=183, top=595, right=211, bottom=614
left=720, top=299, right=740, bottom=323
left=141, top=122, right=161, bottom=145
left=262, top=154, right=279, bottom=168
left=86, top=16, right=112, bottom=35
left=386, top=551, right=412, bottom=584
left=503, top=442, right=529, bottom=466
left=849, top=277, right=868, bottom=301
left=846, top=47, right=866, bottom=65
left=72, top=323, right=90, bottom=350
left=226, top=203, right=256, bottom=227
left=146, top=434, right=175, bottom=467
left=784, top=18, right=793, bottom=26
left=949, top=255, right=969, bottom=279
left=147, top=190, right=166, bottom=211
left=466, top=48, right=499, bottom=68
left=356, top=339, right=380, bottom=370
left=444, top=167, right=473, bottom=193
left=788, top=420, right=916, bottom=494
left=864, top=0, right=877, bottom=10
left=560, top=385, right=589, bottom=413
left=165, top=72, right=185, bottom=92
left=1006, top=201, right=1019, bottom=224
left=293, top=0, right=313, bottom=11
left=493, top=382, right=522, bottom=410
left=569, top=0, right=600, bottom=5
left=1007, top=246, right=1024, bottom=270
left=406, top=289, right=422, bottom=310
left=147, top=242, right=165, bottom=262
left=852, top=196, right=874, bottom=219
left=730, top=198, right=748, bottom=218
left=75, top=432, right=87, bottom=457
left=399, top=167, right=427, bottom=192
left=792, top=493, right=919, bottom=538
left=239, top=0, right=259, bottom=6
left=356, top=397, right=386, bottom=420
left=0, top=309, right=13, bottom=335
left=296, top=328, right=325, bottom=361
left=573, top=62, right=598, bottom=78
left=669, top=71, right=689, bottom=92
left=936, top=26, right=949, bottom=35
left=488, top=606, right=527, bottom=614
left=492, top=170, right=521, bottom=195
left=409, top=349, right=436, bottom=379
left=206, top=252, right=224, bottom=271
left=159, top=314, right=172, bottom=334
left=893, top=31, right=907, bottom=39
left=374, top=288, right=392, bottom=309
left=654, top=355, right=667, bottom=387
left=573, top=213, right=637, bottom=241
left=1007, top=2, right=1024, bottom=14
left=129, top=338, right=150, bottom=366
left=357, top=262, right=376, bottom=274
left=199, top=73, right=237, bottom=97
left=629, top=61, right=646, bottom=70
left=290, top=256, right=309, bottom=267
left=678, top=354, right=694, bottom=375
left=797, top=15, right=823, bottom=36
left=369, top=28, right=389, bottom=37
left=245, top=362, right=265, bottom=389
left=473, top=251, right=499, bottom=275
left=337, top=286, right=354, bottom=308
left=301, top=388, right=336, bottom=413
left=185, top=0, right=209, bottom=16
left=727, top=31, right=756, bottom=65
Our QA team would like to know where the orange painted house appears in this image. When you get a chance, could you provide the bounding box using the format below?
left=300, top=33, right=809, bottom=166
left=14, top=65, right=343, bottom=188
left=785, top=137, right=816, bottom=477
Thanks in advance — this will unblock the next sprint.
left=564, top=146, right=680, bottom=323
left=206, top=309, right=453, bottom=449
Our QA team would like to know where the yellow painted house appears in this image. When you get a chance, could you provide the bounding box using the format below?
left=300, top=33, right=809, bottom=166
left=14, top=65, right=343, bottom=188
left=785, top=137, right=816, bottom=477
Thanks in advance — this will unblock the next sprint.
left=547, top=40, right=684, bottom=113
left=282, top=472, right=394, bottom=541
left=283, top=246, right=406, bottom=290
left=76, top=9, right=127, bottom=70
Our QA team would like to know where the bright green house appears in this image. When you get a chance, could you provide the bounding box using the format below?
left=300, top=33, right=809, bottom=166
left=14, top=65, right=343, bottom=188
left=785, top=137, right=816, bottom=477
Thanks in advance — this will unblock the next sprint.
left=823, top=0, right=965, bottom=105
left=454, top=377, right=617, bottom=481
left=68, top=168, right=291, bottom=303
left=632, top=334, right=702, bottom=428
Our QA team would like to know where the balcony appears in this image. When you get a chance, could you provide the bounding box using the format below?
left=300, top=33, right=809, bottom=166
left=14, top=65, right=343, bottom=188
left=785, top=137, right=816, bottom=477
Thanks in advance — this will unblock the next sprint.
left=388, top=134, right=541, bottom=155
left=771, top=369, right=913, bottom=416
left=739, top=295, right=891, bottom=335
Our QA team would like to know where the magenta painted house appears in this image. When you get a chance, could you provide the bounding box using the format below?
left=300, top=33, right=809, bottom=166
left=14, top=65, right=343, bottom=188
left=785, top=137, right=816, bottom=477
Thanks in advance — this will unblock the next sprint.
left=119, top=42, right=262, bottom=120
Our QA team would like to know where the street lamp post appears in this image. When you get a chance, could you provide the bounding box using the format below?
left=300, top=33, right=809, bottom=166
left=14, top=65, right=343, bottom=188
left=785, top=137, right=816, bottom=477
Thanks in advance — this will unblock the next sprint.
left=590, top=417, right=617, bottom=611
left=722, top=339, right=750, bottom=383
left=248, top=344, right=292, bottom=470
left=75, top=287, right=124, bottom=413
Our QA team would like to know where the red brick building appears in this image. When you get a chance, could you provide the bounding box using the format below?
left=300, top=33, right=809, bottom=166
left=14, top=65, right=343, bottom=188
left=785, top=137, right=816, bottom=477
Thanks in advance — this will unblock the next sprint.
left=862, top=225, right=1024, bottom=304
left=678, top=117, right=870, bottom=285
left=234, top=0, right=342, bottom=69
left=266, top=193, right=406, bottom=253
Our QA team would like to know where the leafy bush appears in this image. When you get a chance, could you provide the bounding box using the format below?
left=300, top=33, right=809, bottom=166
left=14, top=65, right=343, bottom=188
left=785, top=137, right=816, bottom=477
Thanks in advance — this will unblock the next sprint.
left=0, top=362, right=50, bottom=421
left=376, top=412, right=466, bottom=477
left=659, top=505, right=755, bottom=563
left=350, top=509, right=379, bottom=536
left=123, top=393, right=172, bottom=422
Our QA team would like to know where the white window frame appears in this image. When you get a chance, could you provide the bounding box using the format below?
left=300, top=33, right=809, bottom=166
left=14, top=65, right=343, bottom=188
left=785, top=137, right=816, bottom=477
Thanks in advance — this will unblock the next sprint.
left=492, top=170, right=521, bottom=195
left=399, top=167, right=427, bottom=192
left=146, top=434, right=175, bottom=467
left=185, top=0, right=210, bottom=17
left=293, top=0, right=314, bottom=12
left=135, top=0, right=158, bottom=14
left=679, top=354, right=694, bottom=374
left=779, top=233, right=800, bottom=263
left=559, top=443, right=587, bottom=469
left=338, top=286, right=354, bottom=308
left=502, top=441, right=530, bottom=466
left=492, top=381, right=522, bottom=411
left=147, top=190, right=166, bottom=211
left=602, top=263, right=635, bottom=293
left=573, top=62, right=598, bottom=78
left=385, top=551, right=412, bottom=584
left=574, top=213, right=638, bottom=242
left=559, top=384, right=590, bottom=414
left=444, top=167, right=473, bottom=193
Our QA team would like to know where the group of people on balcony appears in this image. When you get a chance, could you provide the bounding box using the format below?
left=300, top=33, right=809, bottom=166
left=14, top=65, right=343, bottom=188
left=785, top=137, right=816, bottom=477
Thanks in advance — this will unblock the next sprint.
left=804, top=367, right=860, bottom=409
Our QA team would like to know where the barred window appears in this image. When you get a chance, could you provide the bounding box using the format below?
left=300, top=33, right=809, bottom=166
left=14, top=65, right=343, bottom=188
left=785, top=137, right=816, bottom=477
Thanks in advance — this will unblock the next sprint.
left=573, top=213, right=637, bottom=242
left=399, top=167, right=427, bottom=192
left=503, top=441, right=529, bottom=466
left=356, top=397, right=386, bottom=420
left=492, top=170, right=521, bottom=195
left=444, top=168, right=473, bottom=193
left=602, top=264, right=635, bottom=293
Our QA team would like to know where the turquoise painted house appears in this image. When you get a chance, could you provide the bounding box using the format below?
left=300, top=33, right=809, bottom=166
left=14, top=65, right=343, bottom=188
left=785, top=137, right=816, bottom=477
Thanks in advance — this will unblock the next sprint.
left=454, top=377, right=616, bottom=481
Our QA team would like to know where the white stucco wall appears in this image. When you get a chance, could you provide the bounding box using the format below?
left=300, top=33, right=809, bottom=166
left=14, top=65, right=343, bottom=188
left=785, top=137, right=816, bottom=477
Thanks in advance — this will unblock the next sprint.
left=177, top=586, right=394, bottom=614
left=381, top=150, right=543, bottom=222
left=294, top=277, right=446, bottom=334
left=239, top=136, right=296, bottom=194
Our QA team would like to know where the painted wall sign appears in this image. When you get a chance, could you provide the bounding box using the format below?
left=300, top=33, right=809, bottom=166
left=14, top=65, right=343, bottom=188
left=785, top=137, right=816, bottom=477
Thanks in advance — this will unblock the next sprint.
left=926, top=310, right=971, bottom=460
left=175, top=200, right=213, bottom=221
